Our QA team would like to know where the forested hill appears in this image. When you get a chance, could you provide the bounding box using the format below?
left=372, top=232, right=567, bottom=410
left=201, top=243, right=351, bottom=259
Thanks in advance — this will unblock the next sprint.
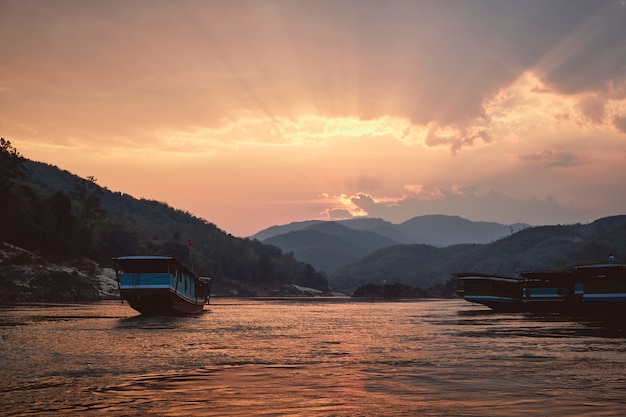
left=0, top=143, right=328, bottom=296
left=331, top=215, right=626, bottom=291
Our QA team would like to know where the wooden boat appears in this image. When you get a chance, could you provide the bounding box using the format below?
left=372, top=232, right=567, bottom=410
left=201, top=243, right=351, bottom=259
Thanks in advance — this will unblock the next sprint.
left=113, top=256, right=211, bottom=315
left=455, top=263, right=626, bottom=315
left=454, top=272, right=525, bottom=311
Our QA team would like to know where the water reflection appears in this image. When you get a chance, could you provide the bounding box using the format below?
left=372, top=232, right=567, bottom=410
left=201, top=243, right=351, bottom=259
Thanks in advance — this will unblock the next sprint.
left=116, top=313, right=207, bottom=330
left=1, top=299, right=625, bottom=416
left=457, top=306, right=626, bottom=340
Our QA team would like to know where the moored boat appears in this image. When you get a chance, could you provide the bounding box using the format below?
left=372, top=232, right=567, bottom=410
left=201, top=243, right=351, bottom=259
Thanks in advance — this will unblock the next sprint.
left=455, top=272, right=525, bottom=312
left=455, top=262, right=626, bottom=316
left=113, top=255, right=211, bottom=315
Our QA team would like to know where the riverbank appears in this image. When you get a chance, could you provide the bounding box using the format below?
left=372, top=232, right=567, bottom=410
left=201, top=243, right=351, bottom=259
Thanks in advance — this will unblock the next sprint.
left=0, top=242, right=118, bottom=302
left=0, top=242, right=339, bottom=302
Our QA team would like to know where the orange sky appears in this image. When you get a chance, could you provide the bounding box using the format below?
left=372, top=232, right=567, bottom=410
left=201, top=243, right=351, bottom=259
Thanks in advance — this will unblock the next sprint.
left=1, top=0, right=626, bottom=237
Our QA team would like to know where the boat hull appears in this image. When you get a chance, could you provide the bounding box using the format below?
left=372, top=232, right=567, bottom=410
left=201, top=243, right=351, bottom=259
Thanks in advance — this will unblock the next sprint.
left=456, top=263, right=626, bottom=318
left=120, top=288, right=206, bottom=315
left=114, top=256, right=211, bottom=316
left=468, top=298, right=626, bottom=316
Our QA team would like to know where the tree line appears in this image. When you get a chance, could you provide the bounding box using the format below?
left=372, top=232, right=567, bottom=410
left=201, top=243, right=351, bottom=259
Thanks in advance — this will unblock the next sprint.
left=0, top=138, right=329, bottom=293
left=0, top=138, right=105, bottom=259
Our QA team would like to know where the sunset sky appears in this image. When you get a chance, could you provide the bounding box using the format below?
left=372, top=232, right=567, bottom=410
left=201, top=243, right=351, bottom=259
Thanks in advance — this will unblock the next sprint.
left=1, top=0, right=626, bottom=237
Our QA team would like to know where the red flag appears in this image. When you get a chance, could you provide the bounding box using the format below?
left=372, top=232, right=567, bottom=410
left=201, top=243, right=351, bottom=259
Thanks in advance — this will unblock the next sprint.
left=187, top=240, right=192, bottom=247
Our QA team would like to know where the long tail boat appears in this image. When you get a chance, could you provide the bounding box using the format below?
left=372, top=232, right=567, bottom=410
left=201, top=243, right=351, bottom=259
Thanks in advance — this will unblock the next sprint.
left=455, top=262, right=626, bottom=315
left=113, top=256, right=211, bottom=315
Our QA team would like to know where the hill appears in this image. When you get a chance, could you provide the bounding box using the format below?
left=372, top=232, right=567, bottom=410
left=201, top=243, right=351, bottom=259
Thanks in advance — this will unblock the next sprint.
left=0, top=143, right=330, bottom=300
left=252, top=215, right=525, bottom=245
left=263, top=222, right=398, bottom=273
left=253, top=214, right=528, bottom=274
left=398, top=215, right=528, bottom=246
left=331, top=215, right=626, bottom=292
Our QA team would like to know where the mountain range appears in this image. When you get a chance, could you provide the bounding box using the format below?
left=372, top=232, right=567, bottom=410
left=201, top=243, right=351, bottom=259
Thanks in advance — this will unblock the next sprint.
left=253, top=216, right=529, bottom=274
left=330, top=215, right=626, bottom=291
left=3, top=146, right=625, bottom=299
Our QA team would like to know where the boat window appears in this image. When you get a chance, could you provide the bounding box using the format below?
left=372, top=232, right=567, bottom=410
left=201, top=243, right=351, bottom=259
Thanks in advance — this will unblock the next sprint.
left=116, top=259, right=170, bottom=273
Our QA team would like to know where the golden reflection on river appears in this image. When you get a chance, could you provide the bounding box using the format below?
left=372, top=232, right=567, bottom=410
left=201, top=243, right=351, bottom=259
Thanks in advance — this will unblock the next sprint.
left=1, top=298, right=625, bottom=416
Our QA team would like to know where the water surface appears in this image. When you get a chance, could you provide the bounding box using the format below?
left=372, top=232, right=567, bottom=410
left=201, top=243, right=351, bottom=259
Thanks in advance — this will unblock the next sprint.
left=1, top=298, right=625, bottom=416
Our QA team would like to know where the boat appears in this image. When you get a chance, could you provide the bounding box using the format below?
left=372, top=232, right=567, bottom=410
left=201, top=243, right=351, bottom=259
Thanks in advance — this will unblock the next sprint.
left=455, top=262, right=626, bottom=315
left=113, top=255, right=211, bottom=315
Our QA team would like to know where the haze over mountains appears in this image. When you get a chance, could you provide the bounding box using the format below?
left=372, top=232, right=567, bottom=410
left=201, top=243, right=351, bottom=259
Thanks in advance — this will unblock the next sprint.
left=252, top=216, right=529, bottom=274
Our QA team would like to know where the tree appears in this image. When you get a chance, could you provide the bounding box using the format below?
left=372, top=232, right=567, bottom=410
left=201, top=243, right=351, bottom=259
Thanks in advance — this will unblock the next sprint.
left=72, top=176, right=106, bottom=227
left=0, top=138, right=25, bottom=193
left=70, top=176, right=106, bottom=258
left=0, top=139, right=27, bottom=243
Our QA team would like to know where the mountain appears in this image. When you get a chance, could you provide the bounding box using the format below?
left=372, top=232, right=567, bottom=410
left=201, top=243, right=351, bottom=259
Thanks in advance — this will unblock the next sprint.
left=250, top=220, right=325, bottom=241
left=263, top=222, right=398, bottom=273
left=1, top=156, right=330, bottom=299
left=330, top=215, right=626, bottom=291
left=253, top=215, right=528, bottom=274
left=398, top=215, right=528, bottom=246
left=252, top=215, right=526, bottom=245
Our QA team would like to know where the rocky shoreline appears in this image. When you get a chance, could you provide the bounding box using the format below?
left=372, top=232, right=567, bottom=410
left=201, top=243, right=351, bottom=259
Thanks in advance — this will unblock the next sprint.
left=0, top=243, right=338, bottom=303
left=0, top=243, right=118, bottom=303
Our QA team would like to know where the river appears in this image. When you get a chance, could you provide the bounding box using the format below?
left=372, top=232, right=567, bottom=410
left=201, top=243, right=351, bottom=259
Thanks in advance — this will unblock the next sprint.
left=1, top=298, right=625, bottom=416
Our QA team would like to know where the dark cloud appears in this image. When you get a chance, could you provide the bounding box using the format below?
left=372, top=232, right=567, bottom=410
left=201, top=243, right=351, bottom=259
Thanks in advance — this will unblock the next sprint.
left=536, top=1, right=626, bottom=97
left=578, top=96, right=607, bottom=124
left=328, top=208, right=353, bottom=220
left=613, top=115, right=626, bottom=133
left=518, top=150, right=586, bottom=167
left=425, top=126, right=493, bottom=154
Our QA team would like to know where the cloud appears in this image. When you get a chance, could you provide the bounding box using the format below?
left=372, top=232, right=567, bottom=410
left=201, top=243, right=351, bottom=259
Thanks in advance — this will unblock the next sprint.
left=613, top=115, right=626, bottom=134
left=578, top=96, right=607, bottom=124
left=326, top=208, right=353, bottom=221
left=2, top=1, right=626, bottom=236
left=534, top=0, right=626, bottom=97
left=332, top=186, right=586, bottom=226
left=425, top=125, right=493, bottom=155
left=3, top=1, right=625, bottom=141
left=518, top=150, right=586, bottom=167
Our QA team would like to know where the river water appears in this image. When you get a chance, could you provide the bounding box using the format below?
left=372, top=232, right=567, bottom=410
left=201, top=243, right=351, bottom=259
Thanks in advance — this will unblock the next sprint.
left=1, top=298, right=625, bottom=416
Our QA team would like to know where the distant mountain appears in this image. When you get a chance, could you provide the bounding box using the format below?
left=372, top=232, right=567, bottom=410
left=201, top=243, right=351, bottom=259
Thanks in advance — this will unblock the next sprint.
left=253, top=215, right=528, bottom=274
left=340, top=218, right=414, bottom=243
left=250, top=220, right=325, bottom=241
left=263, top=222, right=398, bottom=273
left=330, top=215, right=626, bottom=291
left=398, top=215, right=528, bottom=246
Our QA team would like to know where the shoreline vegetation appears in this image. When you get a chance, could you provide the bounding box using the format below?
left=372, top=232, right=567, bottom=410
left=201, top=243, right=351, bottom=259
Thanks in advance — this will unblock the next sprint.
left=0, top=242, right=457, bottom=303
left=0, top=243, right=347, bottom=302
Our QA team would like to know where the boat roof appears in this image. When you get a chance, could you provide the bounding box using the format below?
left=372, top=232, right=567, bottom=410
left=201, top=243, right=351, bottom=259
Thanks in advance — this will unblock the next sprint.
left=515, top=263, right=626, bottom=278
left=113, top=255, right=198, bottom=277
left=113, top=255, right=174, bottom=261
left=452, top=272, right=521, bottom=282
left=569, top=263, right=626, bottom=270
left=453, top=271, right=517, bottom=278
left=519, top=269, right=569, bottom=277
